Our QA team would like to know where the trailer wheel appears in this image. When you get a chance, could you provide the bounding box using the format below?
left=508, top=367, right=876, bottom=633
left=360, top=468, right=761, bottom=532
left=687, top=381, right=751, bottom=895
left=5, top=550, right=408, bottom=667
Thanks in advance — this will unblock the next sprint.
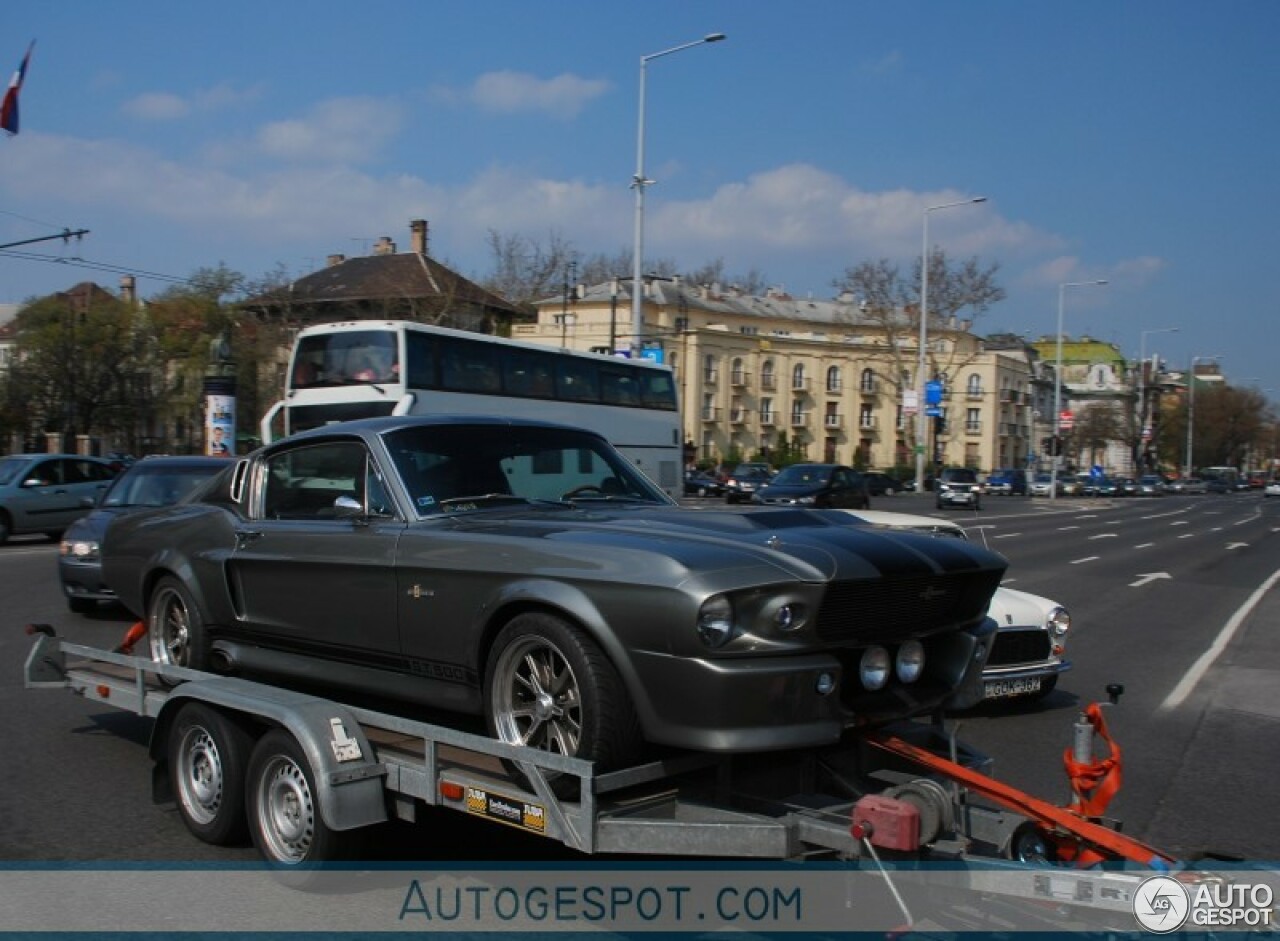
left=168, top=702, right=251, bottom=845
left=147, top=576, right=208, bottom=674
left=246, top=729, right=355, bottom=865
left=484, top=612, right=642, bottom=798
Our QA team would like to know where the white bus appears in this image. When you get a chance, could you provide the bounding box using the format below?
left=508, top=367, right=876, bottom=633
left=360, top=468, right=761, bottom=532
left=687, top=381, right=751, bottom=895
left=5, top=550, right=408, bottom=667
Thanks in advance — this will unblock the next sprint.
left=260, top=320, right=682, bottom=496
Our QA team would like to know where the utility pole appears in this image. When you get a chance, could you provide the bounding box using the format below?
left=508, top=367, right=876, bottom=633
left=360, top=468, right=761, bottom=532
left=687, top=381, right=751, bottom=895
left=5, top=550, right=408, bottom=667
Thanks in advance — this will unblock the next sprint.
left=0, top=227, right=89, bottom=251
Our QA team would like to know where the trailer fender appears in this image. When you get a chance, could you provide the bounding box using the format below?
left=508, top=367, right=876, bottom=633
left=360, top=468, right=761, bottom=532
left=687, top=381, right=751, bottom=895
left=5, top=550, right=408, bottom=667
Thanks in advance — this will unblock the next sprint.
left=150, top=678, right=387, bottom=833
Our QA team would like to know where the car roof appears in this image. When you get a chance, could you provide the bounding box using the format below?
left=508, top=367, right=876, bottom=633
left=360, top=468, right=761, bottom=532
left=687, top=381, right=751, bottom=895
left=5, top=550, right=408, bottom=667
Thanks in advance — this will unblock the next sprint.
left=130, top=455, right=231, bottom=469
left=273, top=414, right=606, bottom=448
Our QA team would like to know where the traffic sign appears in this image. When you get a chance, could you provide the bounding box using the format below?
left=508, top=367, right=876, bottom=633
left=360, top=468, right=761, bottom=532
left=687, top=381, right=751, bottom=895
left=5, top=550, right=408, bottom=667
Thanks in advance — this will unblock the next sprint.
left=1059, top=410, right=1074, bottom=430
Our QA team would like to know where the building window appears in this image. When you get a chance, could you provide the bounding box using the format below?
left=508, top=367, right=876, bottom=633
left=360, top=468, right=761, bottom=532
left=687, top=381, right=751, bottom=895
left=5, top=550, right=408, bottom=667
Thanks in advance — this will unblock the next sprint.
left=792, top=364, right=807, bottom=391
left=703, top=354, right=718, bottom=384
left=731, top=358, right=746, bottom=386
left=966, top=407, right=981, bottom=432
left=790, top=399, right=806, bottom=425
left=860, top=368, right=877, bottom=393
left=859, top=403, right=874, bottom=429
left=760, top=397, right=774, bottom=425
left=967, top=373, right=983, bottom=397
left=761, top=360, right=776, bottom=391
left=826, top=365, right=842, bottom=393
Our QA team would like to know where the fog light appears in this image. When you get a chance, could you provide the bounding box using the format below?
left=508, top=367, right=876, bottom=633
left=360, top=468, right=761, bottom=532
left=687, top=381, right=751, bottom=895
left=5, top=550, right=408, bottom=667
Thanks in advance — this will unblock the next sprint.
left=815, top=672, right=835, bottom=695
left=859, top=646, right=890, bottom=690
left=895, top=640, right=925, bottom=684
left=773, top=602, right=805, bottom=632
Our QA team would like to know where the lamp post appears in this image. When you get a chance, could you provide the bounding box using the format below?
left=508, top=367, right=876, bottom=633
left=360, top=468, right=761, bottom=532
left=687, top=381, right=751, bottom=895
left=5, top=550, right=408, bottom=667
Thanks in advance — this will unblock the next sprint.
left=1137, top=326, right=1179, bottom=472
left=1183, top=354, right=1221, bottom=479
left=1048, top=280, right=1108, bottom=500
left=631, top=33, right=726, bottom=359
left=914, top=196, right=987, bottom=493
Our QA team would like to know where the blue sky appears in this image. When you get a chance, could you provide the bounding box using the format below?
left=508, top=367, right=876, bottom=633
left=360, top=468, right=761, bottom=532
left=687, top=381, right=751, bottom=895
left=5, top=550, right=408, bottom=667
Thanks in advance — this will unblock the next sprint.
left=1, top=1, right=1276, bottom=393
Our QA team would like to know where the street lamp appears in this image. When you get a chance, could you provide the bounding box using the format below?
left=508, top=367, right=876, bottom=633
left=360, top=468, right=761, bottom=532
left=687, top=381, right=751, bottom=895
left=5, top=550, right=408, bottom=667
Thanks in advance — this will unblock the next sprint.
left=1183, top=354, right=1221, bottom=479
left=1136, top=326, right=1179, bottom=472
left=631, top=32, right=726, bottom=359
left=1048, top=280, right=1108, bottom=500
left=914, top=196, right=987, bottom=493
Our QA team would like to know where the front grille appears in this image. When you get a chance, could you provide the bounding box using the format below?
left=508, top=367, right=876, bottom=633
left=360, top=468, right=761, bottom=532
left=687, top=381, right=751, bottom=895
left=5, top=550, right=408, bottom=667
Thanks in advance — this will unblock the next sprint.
left=987, top=628, right=1051, bottom=666
left=815, top=570, right=1003, bottom=644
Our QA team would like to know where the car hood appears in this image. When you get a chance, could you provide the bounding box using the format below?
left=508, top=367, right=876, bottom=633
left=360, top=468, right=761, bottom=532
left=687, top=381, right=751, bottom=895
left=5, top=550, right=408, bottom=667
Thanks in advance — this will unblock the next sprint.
left=986, top=585, right=1058, bottom=627
left=61, top=506, right=128, bottom=541
left=444, top=504, right=1005, bottom=585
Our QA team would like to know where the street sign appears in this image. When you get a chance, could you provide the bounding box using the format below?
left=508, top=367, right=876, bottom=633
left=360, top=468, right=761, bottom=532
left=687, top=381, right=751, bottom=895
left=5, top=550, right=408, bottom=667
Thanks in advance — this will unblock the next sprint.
left=925, top=407, right=942, bottom=418
left=1059, top=410, right=1074, bottom=430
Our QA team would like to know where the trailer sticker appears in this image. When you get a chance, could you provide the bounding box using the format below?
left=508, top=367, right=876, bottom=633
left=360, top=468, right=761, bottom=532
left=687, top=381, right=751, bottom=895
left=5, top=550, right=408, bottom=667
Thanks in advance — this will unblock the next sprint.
left=329, top=717, right=363, bottom=762
left=464, top=786, right=546, bottom=834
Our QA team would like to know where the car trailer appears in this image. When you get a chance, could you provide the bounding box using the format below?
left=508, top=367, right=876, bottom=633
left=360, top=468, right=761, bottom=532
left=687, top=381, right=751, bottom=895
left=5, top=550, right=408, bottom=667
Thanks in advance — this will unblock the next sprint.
left=24, top=623, right=1178, bottom=873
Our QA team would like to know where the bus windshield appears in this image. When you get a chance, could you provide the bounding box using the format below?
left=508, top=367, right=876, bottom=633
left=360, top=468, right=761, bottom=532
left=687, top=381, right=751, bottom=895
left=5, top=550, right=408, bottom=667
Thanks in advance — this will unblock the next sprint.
left=292, top=330, right=401, bottom=389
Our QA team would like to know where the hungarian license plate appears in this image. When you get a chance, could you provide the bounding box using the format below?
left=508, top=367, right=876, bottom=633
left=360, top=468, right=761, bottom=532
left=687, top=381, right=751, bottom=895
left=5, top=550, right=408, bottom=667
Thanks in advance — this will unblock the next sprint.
left=984, top=676, right=1042, bottom=699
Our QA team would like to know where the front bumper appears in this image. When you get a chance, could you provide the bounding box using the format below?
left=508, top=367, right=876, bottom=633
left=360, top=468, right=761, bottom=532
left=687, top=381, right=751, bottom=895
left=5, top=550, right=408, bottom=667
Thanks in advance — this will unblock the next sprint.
left=948, top=658, right=1072, bottom=710
left=937, top=489, right=980, bottom=506
left=57, top=559, right=115, bottom=603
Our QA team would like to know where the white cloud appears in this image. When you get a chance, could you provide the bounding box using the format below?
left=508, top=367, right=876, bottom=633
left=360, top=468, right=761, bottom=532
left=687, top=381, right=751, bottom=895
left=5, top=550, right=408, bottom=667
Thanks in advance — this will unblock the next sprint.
left=122, top=83, right=264, bottom=121
left=431, top=71, right=610, bottom=120
left=255, top=96, right=404, bottom=164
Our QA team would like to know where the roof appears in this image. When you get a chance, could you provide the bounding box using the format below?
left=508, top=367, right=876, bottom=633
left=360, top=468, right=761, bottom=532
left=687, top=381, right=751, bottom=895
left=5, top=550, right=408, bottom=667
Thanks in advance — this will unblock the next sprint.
left=262, top=253, right=525, bottom=319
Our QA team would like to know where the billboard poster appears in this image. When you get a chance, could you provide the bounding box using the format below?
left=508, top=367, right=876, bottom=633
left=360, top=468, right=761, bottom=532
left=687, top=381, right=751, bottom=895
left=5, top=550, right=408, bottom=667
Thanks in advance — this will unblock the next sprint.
left=205, top=393, right=235, bottom=457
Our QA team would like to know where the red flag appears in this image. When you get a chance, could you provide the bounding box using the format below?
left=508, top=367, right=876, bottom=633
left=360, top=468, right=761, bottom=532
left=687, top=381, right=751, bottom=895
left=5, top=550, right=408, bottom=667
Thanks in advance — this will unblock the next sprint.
left=1, top=41, right=35, bottom=136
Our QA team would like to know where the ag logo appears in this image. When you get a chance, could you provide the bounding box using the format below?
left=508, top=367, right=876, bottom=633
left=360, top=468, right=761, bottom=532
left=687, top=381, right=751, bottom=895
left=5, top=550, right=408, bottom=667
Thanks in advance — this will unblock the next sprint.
left=1133, top=875, right=1190, bottom=933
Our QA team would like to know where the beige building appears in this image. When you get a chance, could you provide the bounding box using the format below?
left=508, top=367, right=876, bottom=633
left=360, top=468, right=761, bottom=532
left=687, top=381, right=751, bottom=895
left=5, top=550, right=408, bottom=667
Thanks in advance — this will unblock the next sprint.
left=523, top=279, right=1040, bottom=473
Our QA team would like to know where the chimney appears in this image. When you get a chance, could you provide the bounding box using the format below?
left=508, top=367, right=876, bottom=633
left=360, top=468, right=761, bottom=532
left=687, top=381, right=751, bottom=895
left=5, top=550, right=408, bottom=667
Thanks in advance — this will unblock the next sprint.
left=410, top=219, right=429, bottom=256
left=119, top=275, right=136, bottom=306
left=327, top=254, right=346, bottom=267
left=374, top=237, right=396, bottom=255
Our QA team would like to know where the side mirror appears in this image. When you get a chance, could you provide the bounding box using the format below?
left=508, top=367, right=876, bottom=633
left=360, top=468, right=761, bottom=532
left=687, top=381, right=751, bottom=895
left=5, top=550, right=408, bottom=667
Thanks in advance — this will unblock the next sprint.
left=333, top=494, right=364, bottom=519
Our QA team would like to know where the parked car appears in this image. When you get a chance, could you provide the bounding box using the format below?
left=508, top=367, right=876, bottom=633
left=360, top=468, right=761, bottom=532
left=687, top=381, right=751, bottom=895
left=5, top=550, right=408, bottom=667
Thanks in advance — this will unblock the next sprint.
left=1028, top=473, right=1061, bottom=498
left=1061, top=474, right=1091, bottom=497
left=752, top=463, right=870, bottom=509
left=0, top=453, right=118, bottom=545
left=58, top=455, right=229, bottom=613
left=839, top=509, right=1070, bottom=706
left=1265, top=479, right=1280, bottom=498
left=683, top=470, right=725, bottom=498
left=1118, top=477, right=1139, bottom=497
left=1170, top=477, right=1207, bottom=495
left=102, top=416, right=1006, bottom=793
left=723, top=464, right=773, bottom=504
left=935, top=467, right=983, bottom=510
left=985, top=468, right=1028, bottom=496
left=1135, top=475, right=1166, bottom=496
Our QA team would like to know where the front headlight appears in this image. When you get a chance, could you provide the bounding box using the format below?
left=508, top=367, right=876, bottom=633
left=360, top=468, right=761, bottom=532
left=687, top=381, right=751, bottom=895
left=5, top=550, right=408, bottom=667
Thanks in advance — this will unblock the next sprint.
left=796, top=495, right=816, bottom=504
left=59, top=538, right=100, bottom=560
left=697, top=594, right=735, bottom=648
left=859, top=646, right=891, bottom=690
left=1046, top=606, right=1071, bottom=637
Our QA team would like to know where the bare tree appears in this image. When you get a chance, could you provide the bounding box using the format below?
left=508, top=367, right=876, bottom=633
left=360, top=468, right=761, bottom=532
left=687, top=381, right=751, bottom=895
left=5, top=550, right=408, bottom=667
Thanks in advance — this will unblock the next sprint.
left=479, top=230, right=576, bottom=309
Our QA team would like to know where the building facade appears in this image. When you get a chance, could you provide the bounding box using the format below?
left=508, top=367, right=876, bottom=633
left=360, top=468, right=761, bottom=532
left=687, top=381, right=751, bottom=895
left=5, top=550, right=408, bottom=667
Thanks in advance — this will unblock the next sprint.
left=523, top=279, right=1042, bottom=473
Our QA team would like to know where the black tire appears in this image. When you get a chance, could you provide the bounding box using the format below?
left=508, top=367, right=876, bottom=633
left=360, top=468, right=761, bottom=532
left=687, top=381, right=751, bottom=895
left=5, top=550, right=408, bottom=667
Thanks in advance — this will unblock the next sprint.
left=67, top=596, right=96, bottom=615
left=147, top=576, right=209, bottom=674
left=246, top=729, right=360, bottom=864
left=168, top=702, right=253, bottom=845
left=485, top=612, right=642, bottom=798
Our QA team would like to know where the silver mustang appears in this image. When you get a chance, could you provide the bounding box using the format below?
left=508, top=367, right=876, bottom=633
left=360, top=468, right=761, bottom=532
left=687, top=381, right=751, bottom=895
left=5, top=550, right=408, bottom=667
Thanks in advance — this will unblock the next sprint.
left=104, top=416, right=1007, bottom=785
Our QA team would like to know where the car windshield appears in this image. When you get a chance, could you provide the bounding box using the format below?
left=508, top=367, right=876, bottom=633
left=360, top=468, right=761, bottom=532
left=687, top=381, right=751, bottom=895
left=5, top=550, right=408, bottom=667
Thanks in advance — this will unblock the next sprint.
left=770, top=465, right=831, bottom=486
left=945, top=469, right=978, bottom=483
left=102, top=464, right=225, bottom=508
left=382, top=424, right=674, bottom=516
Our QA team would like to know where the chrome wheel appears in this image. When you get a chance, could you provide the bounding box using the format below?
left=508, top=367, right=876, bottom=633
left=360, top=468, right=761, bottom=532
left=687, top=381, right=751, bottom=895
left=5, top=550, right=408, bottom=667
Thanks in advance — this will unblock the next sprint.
left=149, top=583, right=193, bottom=668
left=176, top=725, right=225, bottom=826
left=491, top=634, right=583, bottom=757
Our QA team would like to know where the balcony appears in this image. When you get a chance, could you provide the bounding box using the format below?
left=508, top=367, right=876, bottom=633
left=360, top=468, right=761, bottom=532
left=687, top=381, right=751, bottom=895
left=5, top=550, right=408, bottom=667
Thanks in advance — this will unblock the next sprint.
left=792, top=377, right=811, bottom=393
left=729, top=408, right=748, bottom=424
left=967, top=389, right=986, bottom=401
left=825, top=382, right=843, bottom=395
left=965, top=422, right=982, bottom=435
left=761, top=376, right=777, bottom=391
left=703, top=369, right=719, bottom=385
left=858, top=415, right=878, bottom=431
left=790, top=412, right=809, bottom=428
left=823, top=412, right=843, bottom=429
left=760, top=411, right=776, bottom=427
left=859, top=381, right=880, bottom=396
left=730, top=372, right=750, bottom=388
left=700, top=407, right=721, bottom=422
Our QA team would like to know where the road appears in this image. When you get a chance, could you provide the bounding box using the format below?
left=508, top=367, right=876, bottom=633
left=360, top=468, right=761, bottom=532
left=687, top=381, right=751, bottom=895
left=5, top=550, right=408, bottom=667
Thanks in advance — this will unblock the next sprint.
left=2, top=491, right=1279, bottom=861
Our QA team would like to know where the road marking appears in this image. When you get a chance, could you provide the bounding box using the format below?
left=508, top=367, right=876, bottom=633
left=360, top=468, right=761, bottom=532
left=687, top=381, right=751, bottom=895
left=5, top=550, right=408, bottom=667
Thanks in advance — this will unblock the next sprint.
left=1226, top=542, right=1249, bottom=550
left=1170, top=521, right=1190, bottom=527
left=1070, top=556, right=1100, bottom=564
left=1088, top=533, right=1118, bottom=540
left=1077, top=514, right=1098, bottom=519
left=994, top=533, right=1021, bottom=539
left=1178, top=533, right=1195, bottom=539
left=1210, top=527, right=1223, bottom=532
left=1130, top=572, right=1171, bottom=588
left=1161, top=566, right=1280, bottom=711
left=1058, top=525, right=1080, bottom=531
left=1133, top=542, right=1155, bottom=549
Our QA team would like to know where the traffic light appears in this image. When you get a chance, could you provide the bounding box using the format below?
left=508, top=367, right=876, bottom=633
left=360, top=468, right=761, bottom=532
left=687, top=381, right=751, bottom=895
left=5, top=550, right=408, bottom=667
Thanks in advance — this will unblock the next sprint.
left=1041, top=436, right=1062, bottom=456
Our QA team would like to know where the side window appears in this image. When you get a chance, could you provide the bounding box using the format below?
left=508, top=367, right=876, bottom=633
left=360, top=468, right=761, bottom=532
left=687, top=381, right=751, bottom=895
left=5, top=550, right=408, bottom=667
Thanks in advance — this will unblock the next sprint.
left=261, top=441, right=369, bottom=520
left=23, top=460, right=60, bottom=487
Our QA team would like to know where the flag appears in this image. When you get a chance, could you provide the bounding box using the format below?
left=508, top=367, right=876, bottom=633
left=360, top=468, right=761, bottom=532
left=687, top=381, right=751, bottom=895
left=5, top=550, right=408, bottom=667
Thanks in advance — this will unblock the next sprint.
left=1, top=41, right=35, bottom=136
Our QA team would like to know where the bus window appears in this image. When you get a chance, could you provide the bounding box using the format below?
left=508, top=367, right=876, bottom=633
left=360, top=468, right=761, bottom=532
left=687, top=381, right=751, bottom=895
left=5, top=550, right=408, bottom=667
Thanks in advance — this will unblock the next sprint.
left=639, top=370, right=678, bottom=410
left=405, top=331, right=438, bottom=389
left=502, top=348, right=555, bottom=398
left=440, top=336, right=501, bottom=393
left=557, top=359, right=599, bottom=402
left=599, top=367, right=640, bottom=406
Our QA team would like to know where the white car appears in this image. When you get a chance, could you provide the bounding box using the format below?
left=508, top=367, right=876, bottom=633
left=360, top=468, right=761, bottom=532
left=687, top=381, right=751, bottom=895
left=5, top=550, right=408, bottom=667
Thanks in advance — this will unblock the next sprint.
left=1265, top=480, right=1280, bottom=498
left=839, top=509, right=1071, bottom=708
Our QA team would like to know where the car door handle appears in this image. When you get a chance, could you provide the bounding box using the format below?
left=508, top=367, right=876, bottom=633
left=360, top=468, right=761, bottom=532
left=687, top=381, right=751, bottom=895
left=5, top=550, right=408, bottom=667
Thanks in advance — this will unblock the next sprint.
left=234, top=529, right=264, bottom=549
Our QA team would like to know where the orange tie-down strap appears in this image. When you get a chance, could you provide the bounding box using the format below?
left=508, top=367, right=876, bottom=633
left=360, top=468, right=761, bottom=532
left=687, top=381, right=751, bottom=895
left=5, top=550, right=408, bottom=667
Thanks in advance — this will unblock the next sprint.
left=1062, top=702, right=1122, bottom=819
left=863, top=730, right=1176, bottom=868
